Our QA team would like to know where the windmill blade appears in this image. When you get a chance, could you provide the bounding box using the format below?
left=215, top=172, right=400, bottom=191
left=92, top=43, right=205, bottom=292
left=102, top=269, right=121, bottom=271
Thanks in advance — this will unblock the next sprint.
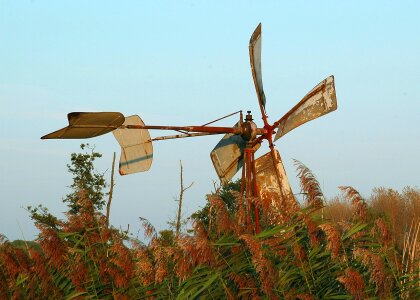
left=274, top=75, right=337, bottom=141
left=41, top=112, right=125, bottom=139
left=249, top=23, right=267, bottom=113
left=210, top=123, right=260, bottom=184
left=112, top=115, right=153, bottom=175
left=255, top=148, right=298, bottom=214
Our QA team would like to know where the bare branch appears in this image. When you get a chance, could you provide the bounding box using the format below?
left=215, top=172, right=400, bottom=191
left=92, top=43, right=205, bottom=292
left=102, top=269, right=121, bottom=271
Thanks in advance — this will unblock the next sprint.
left=106, top=152, right=116, bottom=227
left=176, top=160, right=194, bottom=237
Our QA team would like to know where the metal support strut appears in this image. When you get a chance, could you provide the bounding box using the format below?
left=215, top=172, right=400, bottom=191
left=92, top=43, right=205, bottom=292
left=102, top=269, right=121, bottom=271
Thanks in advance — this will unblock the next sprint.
left=240, top=145, right=261, bottom=234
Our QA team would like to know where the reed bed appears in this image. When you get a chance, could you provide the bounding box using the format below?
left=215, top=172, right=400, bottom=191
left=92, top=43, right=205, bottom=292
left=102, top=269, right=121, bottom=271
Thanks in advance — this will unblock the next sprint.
left=0, top=150, right=418, bottom=299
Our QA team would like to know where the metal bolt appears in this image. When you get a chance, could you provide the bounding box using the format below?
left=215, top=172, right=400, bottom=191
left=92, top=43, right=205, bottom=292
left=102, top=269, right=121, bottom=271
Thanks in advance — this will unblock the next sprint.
left=245, top=111, right=253, bottom=121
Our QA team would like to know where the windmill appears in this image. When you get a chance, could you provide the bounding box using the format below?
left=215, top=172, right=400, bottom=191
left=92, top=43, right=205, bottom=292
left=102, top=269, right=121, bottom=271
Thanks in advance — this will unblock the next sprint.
left=42, top=24, right=337, bottom=233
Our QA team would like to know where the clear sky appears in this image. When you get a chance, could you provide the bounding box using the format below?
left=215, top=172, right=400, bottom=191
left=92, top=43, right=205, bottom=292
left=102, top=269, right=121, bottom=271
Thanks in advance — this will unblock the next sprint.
left=1, top=1, right=419, bottom=240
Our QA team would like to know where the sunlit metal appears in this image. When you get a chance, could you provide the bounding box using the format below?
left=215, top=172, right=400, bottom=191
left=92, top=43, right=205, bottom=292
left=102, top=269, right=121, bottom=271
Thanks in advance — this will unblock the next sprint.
left=249, top=23, right=268, bottom=127
left=41, top=112, right=125, bottom=139
left=41, top=24, right=339, bottom=234
left=112, top=115, right=153, bottom=175
left=210, top=122, right=261, bottom=185
left=273, top=75, right=337, bottom=141
left=255, top=149, right=298, bottom=216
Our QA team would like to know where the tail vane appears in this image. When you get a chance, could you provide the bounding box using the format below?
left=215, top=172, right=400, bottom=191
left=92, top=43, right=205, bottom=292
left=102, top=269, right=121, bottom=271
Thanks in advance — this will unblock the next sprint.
left=112, top=115, right=153, bottom=175
left=41, top=112, right=125, bottom=139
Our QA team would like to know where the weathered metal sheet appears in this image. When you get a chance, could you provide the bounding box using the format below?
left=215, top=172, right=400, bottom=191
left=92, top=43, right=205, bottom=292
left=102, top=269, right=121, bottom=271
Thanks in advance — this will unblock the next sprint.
left=274, top=75, right=337, bottom=141
left=112, top=115, right=153, bottom=175
left=210, top=123, right=260, bottom=184
left=41, top=112, right=125, bottom=139
left=249, top=23, right=266, bottom=110
left=255, top=149, right=298, bottom=213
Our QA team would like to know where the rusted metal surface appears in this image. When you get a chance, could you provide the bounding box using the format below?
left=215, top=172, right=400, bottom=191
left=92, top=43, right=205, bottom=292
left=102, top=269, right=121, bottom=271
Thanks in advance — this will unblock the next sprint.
left=273, top=75, right=337, bottom=141
left=241, top=146, right=261, bottom=233
left=151, top=132, right=216, bottom=141
left=124, top=124, right=246, bottom=135
left=255, top=149, right=298, bottom=216
left=210, top=123, right=260, bottom=184
left=113, top=115, right=153, bottom=175
left=41, top=112, right=124, bottom=139
left=42, top=115, right=268, bottom=140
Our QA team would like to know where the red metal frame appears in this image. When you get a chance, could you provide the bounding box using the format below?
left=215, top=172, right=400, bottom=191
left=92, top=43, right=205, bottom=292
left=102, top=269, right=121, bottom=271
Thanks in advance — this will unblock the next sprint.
left=240, top=147, right=261, bottom=234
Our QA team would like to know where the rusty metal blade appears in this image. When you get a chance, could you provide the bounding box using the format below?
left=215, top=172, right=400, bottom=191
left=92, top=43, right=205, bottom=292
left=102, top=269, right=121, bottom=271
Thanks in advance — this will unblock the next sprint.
left=255, top=148, right=298, bottom=214
left=274, top=75, right=337, bottom=141
left=41, top=112, right=125, bottom=139
left=210, top=123, right=260, bottom=184
left=249, top=23, right=266, bottom=112
left=112, top=115, right=153, bottom=175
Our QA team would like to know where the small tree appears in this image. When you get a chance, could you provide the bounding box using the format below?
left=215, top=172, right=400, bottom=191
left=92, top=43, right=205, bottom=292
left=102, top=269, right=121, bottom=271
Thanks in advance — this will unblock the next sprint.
left=20, top=145, right=134, bottom=299
left=28, top=144, right=108, bottom=228
left=64, top=143, right=107, bottom=214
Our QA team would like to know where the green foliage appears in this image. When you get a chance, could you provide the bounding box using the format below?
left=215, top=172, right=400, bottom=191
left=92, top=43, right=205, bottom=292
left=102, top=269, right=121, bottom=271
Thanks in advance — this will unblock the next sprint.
left=26, top=143, right=108, bottom=229
left=64, top=143, right=107, bottom=214
left=10, top=239, right=42, bottom=253
left=27, top=204, right=60, bottom=228
left=218, top=179, right=242, bottom=210
left=191, top=179, right=241, bottom=227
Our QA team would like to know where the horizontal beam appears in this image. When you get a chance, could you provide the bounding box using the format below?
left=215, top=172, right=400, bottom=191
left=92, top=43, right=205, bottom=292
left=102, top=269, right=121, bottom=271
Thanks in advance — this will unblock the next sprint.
left=124, top=124, right=243, bottom=134
left=70, top=124, right=268, bottom=136
left=151, top=132, right=218, bottom=141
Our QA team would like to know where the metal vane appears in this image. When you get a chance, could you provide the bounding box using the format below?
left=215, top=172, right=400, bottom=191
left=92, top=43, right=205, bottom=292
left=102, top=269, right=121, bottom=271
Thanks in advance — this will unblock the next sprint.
left=42, top=24, right=338, bottom=233
left=41, top=112, right=125, bottom=139
left=112, top=115, right=153, bottom=175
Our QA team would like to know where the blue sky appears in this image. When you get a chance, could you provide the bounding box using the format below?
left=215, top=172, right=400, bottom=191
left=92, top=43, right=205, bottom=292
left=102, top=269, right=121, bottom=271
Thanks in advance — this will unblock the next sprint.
left=1, top=1, right=419, bottom=240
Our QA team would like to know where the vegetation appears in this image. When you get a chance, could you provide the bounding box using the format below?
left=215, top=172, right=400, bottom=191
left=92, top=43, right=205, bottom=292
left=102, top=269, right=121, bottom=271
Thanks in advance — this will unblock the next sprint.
left=0, top=146, right=418, bottom=299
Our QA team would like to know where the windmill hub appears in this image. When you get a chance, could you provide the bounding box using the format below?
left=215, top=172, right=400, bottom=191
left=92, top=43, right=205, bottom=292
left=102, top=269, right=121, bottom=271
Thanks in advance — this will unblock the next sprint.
left=242, top=111, right=257, bottom=142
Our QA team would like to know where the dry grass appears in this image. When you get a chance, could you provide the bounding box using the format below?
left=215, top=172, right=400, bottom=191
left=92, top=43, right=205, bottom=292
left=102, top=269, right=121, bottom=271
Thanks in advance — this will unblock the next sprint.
left=1, top=186, right=419, bottom=299
left=370, top=187, right=420, bottom=250
left=325, top=186, right=420, bottom=253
